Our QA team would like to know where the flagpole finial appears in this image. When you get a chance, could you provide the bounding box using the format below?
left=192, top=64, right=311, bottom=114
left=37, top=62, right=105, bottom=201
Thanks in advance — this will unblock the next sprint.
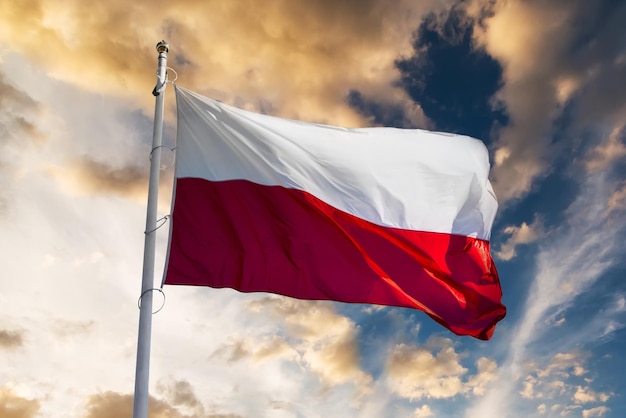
left=156, top=40, right=169, bottom=54
left=152, top=41, right=170, bottom=96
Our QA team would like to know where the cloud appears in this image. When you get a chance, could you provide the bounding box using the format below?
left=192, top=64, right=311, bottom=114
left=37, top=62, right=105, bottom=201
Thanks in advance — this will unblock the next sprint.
left=52, top=320, right=95, bottom=339
left=0, top=0, right=444, bottom=128
left=582, top=406, right=610, bottom=418
left=82, top=392, right=150, bottom=418
left=0, top=73, right=37, bottom=107
left=495, top=216, right=545, bottom=260
left=0, top=71, right=46, bottom=214
left=246, top=298, right=372, bottom=393
left=466, top=358, right=498, bottom=396
left=346, top=89, right=428, bottom=128
left=213, top=335, right=296, bottom=364
left=387, top=341, right=466, bottom=400
left=0, top=55, right=179, bottom=207
left=572, top=386, right=611, bottom=405
left=0, top=73, right=45, bottom=148
left=607, top=183, right=626, bottom=215
left=0, top=329, right=24, bottom=349
left=586, top=123, right=626, bottom=174
left=0, top=386, right=39, bottom=418
left=386, top=337, right=498, bottom=400
left=519, top=375, right=536, bottom=399
left=503, top=351, right=613, bottom=417
left=155, top=380, right=208, bottom=417
left=544, top=293, right=626, bottom=346
left=81, top=391, right=242, bottom=418
left=536, top=352, right=587, bottom=380
left=467, top=0, right=626, bottom=202
left=0, top=79, right=43, bottom=137
left=464, top=0, right=571, bottom=201
left=391, top=0, right=625, bottom=204
left=413, top=404, right=434, bottom=417
left=48, top=159, right=149, bottom=200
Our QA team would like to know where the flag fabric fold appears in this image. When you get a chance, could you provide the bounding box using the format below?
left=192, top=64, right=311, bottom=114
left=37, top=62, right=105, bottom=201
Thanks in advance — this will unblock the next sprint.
left=164, top=85, right=505, bottom=340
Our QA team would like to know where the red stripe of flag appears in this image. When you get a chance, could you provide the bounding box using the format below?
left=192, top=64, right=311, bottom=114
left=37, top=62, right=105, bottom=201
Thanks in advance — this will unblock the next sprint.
left=165, top=177, right=505, bottom=340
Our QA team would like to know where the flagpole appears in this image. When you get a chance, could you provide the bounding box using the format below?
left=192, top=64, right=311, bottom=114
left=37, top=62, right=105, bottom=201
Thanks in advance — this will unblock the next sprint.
left=133, top=40, right=169, bottom=418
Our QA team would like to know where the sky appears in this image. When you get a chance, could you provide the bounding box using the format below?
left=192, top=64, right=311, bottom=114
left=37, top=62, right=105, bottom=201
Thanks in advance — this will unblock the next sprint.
left=0, top=0, right=625, bottom=417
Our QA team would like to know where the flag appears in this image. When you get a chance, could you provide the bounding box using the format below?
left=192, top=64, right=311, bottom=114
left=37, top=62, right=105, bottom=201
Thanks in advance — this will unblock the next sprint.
left=164, top=85, right=505, bottom=340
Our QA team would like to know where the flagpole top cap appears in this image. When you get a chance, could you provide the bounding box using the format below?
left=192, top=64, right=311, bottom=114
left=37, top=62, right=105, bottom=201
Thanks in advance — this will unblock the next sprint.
left=156, top=41, right=169, bottom=54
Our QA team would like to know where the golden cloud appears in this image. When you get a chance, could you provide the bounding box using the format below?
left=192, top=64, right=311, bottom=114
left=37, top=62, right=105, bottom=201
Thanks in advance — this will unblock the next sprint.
left=495, top=216, right=545, bottom=261
left=466, top=0, right=626, bottom=202
left=0, top=386, right=39, bottom=418
left=46, top=157, right=174, bottom=210
left=214, top=335, right=296, bottom=365
left=465, top=1, right=564, bottom=200
left=81, top=390, right=242, bottom=418
left=0, top=0, right=434, bottom=127
left=386, top=336, right=498, bottom=401
left=82, top=392, right=178, bottom=418
left=47, top=159, right=149, bottom=200
left=387, top=339, right=467, bottom=400
left=155, top=380, right=207, bottom=417
left=247, top=297, right=372, bottom=392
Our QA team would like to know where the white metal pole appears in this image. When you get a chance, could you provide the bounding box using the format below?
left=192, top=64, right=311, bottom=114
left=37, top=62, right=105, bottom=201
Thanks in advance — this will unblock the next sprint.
left=132, top=40, right=169, bottom=418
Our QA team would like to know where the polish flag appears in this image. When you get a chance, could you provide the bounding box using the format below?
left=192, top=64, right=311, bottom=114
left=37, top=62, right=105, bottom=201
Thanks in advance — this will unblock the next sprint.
left=164, top=86, right=505, bottom=340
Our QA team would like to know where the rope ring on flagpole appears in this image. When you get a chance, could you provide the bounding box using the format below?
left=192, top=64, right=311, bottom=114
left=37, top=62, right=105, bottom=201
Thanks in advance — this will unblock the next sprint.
left=166, top=67, right=178, bottom=83
left=149, top=145, right=176, bottom=170
left=144, top=215, right=169, bottom=235
left=138, top=288, right=166, bottom=314
left=149, top=145, right=174, bottom=159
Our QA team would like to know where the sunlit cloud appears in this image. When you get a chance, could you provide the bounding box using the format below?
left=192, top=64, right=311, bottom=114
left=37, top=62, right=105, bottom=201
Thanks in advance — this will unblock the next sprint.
left=413, top=404, right=434, bottom=417
left=466, top=0, right=626, bottom=202
left=582, top=406, right=610, bottom=418
left=0, top=0, right=443, bottom=128
left=495, top=216, right=545, bottom=261
left=386, top=337, right=498, bottom=401
left=0, top=386, right=40, bottom=418
left=246, top=298, right=373, bottom=394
